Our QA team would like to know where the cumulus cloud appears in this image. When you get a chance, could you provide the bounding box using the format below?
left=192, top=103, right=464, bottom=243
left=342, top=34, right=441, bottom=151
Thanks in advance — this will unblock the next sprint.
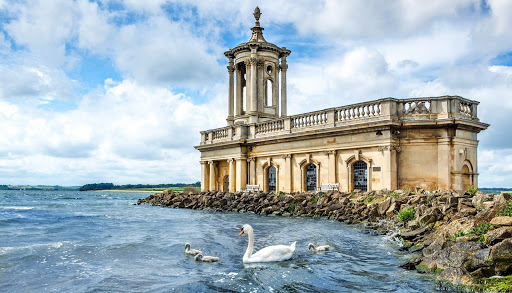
left=0, top=79, right=225, bottom=185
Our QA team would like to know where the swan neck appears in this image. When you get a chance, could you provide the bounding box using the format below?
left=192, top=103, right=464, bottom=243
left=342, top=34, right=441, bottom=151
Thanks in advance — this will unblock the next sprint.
left=243, top=229, right=254, bottom=262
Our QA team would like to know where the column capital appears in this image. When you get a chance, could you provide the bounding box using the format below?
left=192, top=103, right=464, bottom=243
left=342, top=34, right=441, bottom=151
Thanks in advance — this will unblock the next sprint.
left=227, top=65, right=235, bottom=73
left=247, top=157, right=256, bottom=162
left=282, top=154, right=292, bottom=159
left=227, top=158, right=234, bottom=163
left=324, top=150, right=336, bottom=156
left=208, top=160, right=217, bottom=165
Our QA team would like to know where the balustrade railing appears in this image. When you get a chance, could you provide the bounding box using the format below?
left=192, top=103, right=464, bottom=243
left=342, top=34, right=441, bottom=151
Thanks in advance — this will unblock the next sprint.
left=256, top=119, right=284, bottom=134
left=334, top=101, right=381, bottom=121
left=291, top=110, right=328, bottom=128
left=200, top=96, right=481, bottom=145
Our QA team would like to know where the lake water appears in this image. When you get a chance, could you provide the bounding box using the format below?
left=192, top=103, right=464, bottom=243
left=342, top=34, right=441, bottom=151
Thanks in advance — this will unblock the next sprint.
left=0, top=190, right=454, bottom=292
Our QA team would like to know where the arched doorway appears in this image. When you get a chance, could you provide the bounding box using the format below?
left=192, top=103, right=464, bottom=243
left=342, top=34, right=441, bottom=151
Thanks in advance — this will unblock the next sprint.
left=268, top=166, right=276, bottom=192
left=306, top=164, right=317, bottom=191
left=223, top=175, right=229, bottom=192
left=461, top=164, right=471, bottom=191
left=353, top=161, right=367, bottom=191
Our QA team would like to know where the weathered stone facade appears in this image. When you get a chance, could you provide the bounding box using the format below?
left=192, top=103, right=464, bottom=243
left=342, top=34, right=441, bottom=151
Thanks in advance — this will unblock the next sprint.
left=195, top=7, right=489, bottom=194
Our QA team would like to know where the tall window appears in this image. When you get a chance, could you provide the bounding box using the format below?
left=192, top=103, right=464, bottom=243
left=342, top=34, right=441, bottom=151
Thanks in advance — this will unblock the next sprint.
left=306, top=164, right=317, bottom=191
left=268, top=166, right=276, bottom=192
left=265, top=79, right=273, bottom=106
left=353, top=161, right=368, bottom=191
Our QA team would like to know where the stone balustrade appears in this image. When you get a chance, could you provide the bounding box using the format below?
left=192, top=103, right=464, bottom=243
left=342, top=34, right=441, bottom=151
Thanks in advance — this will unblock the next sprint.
left=291, top=110, right=329, bottom=128
left=200, top=96, right=481, bottom=145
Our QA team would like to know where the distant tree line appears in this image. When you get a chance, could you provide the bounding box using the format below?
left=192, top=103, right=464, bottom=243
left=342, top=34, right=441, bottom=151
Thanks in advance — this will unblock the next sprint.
left=79, top=182, right=201, bottom=191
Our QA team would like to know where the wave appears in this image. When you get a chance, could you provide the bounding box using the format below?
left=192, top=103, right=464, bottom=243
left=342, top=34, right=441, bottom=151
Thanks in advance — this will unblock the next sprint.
left=1, top=206, right=35, bottom=210
left=0, top=241, right=74, bottom=254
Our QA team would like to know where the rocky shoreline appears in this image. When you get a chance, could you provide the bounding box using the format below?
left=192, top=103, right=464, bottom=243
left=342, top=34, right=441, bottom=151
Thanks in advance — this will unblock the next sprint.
left=138, top=188, right=512, bottom=292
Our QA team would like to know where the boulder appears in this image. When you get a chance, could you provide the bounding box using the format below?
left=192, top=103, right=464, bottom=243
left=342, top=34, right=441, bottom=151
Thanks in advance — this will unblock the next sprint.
left=485, top=226, right=512, bottom=246
left=418, top=207, right=442, bottom=225
left=400, top=226, right=429, bottom=240
left=378, top=197, right=391, bottom=215
left=489, top=238, right=512, bottom=275
left=437, top=267, right=476, bottom=287
left=490, top=216, right=512, bottom=226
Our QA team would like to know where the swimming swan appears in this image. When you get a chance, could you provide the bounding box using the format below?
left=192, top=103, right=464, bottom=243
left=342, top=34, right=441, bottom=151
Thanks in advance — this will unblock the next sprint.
left=308, top=243, right=330, bottom=252
left=195, top=253, right=219, bottom=262
left=185, top=243, right=202, bottom=256
left=239, top=224, right=296, bottom=263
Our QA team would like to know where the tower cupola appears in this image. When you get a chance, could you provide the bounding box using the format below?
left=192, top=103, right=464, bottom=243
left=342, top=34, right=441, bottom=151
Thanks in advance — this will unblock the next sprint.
left=224, top=7, right=291, bottom=125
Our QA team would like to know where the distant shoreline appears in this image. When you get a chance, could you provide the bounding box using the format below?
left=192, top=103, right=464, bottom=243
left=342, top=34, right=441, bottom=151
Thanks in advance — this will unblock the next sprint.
left=89, top=189, right=164, bottom=193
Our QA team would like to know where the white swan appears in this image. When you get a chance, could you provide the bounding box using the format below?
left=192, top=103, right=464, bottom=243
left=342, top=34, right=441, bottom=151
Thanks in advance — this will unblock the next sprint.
left=185, top=243, right=202, bottom=256
left=308, top=243, right=330, bottom=252
left=195, top=253, right=219, bottom=262
left=239, top=224, right=296, bottom=263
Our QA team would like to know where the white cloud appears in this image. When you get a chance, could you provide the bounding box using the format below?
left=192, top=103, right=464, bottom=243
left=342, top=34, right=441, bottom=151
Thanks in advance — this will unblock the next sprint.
left=0, top=79, right=225, bottom=185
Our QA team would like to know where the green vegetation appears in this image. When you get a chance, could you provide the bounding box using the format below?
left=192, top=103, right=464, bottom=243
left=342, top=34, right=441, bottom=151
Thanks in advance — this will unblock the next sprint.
left=451, top=230, right=467, bottom=241
left=498, top=198, right=512, bottom=217
left=79, top=182, right=200, bottom=191
left=450, top=223, right=494, bottom=243
left=288, top=202, right=296, bottom=213
left=467, top=185, right=479, bottom=197
left=386, top=192, right=400, bottom=198
left=396, top=206, right=415, bottom=222
left=477, top=276, right=512, bottom=293
left=363, top=196, right=375, bottom=204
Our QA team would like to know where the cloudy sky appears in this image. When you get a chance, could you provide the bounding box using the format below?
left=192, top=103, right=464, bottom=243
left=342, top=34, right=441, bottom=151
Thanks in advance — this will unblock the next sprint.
left=0, top=0, right=511, bottom=187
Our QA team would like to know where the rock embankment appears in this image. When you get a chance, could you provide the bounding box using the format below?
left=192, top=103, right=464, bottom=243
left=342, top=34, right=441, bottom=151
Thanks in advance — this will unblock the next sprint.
left=138, top=188, right=512, bottom=292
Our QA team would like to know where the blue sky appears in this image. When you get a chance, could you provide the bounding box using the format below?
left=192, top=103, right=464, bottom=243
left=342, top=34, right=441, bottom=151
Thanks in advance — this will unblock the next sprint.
left=0, top=0, right=511, bottom=187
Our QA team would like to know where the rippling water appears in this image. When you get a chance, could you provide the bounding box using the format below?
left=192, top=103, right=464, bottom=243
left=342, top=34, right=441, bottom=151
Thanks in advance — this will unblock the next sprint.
left=0, top=190, right=454, bottom=292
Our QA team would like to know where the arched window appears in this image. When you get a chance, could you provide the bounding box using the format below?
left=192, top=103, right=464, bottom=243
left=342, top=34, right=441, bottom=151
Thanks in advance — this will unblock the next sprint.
left=268, top=166, right=276, bottom=192
left=353, top=161, right=368, bottom=191
left=265, top=79, right=273, bottom=106
left=306, top=164, right=317, bottom=191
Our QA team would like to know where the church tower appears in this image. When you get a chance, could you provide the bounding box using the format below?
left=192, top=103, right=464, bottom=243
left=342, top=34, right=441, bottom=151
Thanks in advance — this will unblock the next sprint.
left=224, top=7, right=291, bottom=125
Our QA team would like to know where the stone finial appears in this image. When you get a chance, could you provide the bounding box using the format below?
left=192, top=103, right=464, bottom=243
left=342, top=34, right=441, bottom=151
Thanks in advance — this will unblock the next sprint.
left=253, top=6, right=261, bottom=25
left=249, top=7, right=266, bottom=42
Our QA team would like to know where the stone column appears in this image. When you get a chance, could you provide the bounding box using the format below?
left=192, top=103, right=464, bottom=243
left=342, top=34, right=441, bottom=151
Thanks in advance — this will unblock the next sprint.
left=235, top=65, right=242, bottom=116
left=200, top=161, right=209, bottom=192
left=326, top=150, right=336, bottom=183
left=283, top=154, right=292, bottom=192
left=227, top=57, right=235, bottom=125
left=228, top=159, right=236, bottom=192
left=249, top=57, right=258, bottom=122
left=209, top=161, right=216, bottom=191
left=236, top=158, right=247, bottom=192
left=274, top=65, right=280, bottom=117
left=248, top=157, right=256, bottom=185
left=280, top=56, right=288, bottom=117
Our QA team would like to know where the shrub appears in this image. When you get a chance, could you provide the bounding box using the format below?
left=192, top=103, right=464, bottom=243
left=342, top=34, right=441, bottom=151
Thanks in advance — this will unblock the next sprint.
left=397, top=206, right=415, bottom=222
left=498, top=199, right=512, bottom=217
left=386, top=192, right=400, bottom=198
left=451, top=230, right=467, bottom=241
left=363, top=196, right=375, bottom=204
left=288, top=202, right=296, bottom=213
left=467, top=186, right=479, bottom=197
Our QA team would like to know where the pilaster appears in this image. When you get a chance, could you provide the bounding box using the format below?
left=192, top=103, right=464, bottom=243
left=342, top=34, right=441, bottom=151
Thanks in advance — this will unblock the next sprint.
left=236, top=158, right=247, bottom=191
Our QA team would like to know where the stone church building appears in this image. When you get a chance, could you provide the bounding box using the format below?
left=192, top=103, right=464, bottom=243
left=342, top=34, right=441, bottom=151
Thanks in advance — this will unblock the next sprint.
left=195, top=7, right=489, bottom=194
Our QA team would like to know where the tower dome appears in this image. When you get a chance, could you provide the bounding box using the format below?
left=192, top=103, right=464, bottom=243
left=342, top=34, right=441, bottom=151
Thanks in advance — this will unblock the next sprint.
left=224, top=7, right=291, bottom=125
